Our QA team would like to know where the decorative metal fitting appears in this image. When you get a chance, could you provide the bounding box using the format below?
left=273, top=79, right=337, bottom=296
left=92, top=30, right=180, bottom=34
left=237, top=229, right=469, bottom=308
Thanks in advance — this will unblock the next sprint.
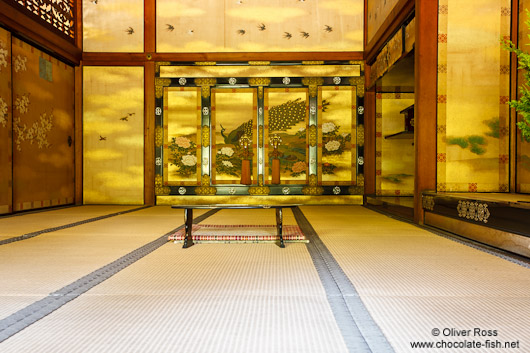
left=333, top=77, right=341, bottom=85
left=282, top=77, right=291, bottom=85
left=333, top=186, right=341, bottom=195
left=178, top=187, right=186, bottom=195
left=202, top=107, right=209, bottom=116
left=228, top=77, right=237, bottom=85
left=282, top=187, right=290, bottom=195
left=178, top=77, right=187, bottom=85
left=357, top=156, right=364, bottom=165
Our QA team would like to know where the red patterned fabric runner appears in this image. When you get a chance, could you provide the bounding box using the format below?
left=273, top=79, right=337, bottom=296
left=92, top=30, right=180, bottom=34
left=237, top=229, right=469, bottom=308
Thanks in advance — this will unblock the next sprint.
left=168, top=225, right=306, bottom=242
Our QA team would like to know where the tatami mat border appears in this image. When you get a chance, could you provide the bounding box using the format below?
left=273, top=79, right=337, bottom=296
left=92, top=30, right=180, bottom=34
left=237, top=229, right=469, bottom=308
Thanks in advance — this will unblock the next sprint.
left=293, top=207, right=395, bottom=353
left=0, top=206, right=151, bottom=246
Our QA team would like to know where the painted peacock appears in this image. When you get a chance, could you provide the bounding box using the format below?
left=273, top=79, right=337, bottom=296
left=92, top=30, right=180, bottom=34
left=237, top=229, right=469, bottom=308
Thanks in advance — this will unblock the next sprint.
left=220, top=98, right=328, bottom=145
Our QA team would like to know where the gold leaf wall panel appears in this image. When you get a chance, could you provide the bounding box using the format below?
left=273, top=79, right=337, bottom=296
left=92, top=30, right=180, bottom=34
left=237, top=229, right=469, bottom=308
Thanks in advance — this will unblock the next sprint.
left=12, top=38, right=75, bottom=211
left=437, top=0, right=510, bottom=192
left=165, top=87, right=201, bottom=185
left=518, top=3, right=530, bottom=193
left=0, top=28, right=12, bottom=214
left=319, top=86, right=356, bottom=185
left=83, top=67, right=144, bottom=204
left=376, top=93, right=414, bottom=196
left=83, top=0, right=144, bottom=52
left=366, top=0, right=400, bottom=44
left=156, top=0, right=363, bottom=52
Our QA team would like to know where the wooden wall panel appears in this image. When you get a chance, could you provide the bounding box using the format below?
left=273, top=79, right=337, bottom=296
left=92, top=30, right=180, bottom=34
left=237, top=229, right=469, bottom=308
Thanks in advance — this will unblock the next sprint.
left=11, top=37, right=75, bottom=211
left=0, top=27, right=12, bottom=214
left=366, top=0, right=400, bottom=44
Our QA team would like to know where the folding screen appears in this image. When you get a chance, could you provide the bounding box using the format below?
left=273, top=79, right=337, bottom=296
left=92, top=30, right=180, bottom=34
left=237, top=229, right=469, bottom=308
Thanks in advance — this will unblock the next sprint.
left=0, top=28, right=12, bottom=214
left=11, top=37, right=75, bottom=211
left=83, top=66, right=144, bottom=204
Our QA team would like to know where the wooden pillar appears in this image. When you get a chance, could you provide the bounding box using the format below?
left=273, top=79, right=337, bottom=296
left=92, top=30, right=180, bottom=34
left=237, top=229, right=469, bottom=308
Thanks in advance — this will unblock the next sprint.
left=143, top=0, right=156, bottom=205
left=144, top=62, right=155, bottom=205
left=75, top=66, right=83, bottom=205
left=364, top=68, right=376, bottom=198
left=414, top=0, right=438, bottom=223
left=74, top=0, right=83, bottom=205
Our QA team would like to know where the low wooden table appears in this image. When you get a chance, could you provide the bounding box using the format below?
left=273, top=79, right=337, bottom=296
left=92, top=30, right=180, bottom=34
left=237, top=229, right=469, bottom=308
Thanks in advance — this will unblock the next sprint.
left=171, top=205, right=299, bottom=249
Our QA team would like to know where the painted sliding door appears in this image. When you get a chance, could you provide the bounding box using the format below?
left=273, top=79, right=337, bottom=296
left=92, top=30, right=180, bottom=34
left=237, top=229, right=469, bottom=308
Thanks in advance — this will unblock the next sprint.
left=0, top=28, right=12, bottom=214
left=11, top=38, right=75, bottom=211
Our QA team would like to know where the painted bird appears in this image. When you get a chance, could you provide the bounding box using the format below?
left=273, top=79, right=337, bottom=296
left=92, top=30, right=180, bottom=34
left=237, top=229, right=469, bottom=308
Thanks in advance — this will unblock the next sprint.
left=237, top=29, right=246, bottom=35
left=121, top=112, right=134, bottom=121
left=324, top=25, right=333, bottom=33
left=300, top=31, right=309, bottom=38
left=258, top=23, right=266, bottom=31
left=126, top=27, right=134, bottom=35
left=283, top=32, right=292, bottom=39
left=166, top=24, right=174, bottom=32
left=99, top=135, right=107, bottom=141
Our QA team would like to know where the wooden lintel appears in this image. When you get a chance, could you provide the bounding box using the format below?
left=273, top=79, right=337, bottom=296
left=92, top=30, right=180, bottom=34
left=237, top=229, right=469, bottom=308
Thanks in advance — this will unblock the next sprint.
left=82, top=51, right=363, bottom=65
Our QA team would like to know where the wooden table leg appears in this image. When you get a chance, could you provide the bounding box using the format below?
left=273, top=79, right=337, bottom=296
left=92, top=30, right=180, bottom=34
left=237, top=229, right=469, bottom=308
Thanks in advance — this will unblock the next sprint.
left=183, top=208, right=194, bottom=248
left=276, top=207, right=285, bottom=248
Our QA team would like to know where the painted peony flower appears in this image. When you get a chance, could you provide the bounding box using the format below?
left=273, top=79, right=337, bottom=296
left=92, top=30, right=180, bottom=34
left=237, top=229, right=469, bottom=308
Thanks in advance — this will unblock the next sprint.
left=325, top=140, right=340, bottom=151
left=181, top=154, right=197, bottom=166
left=220, top=146, right=234, bottom=157
left=174, top=136, right=191, bottom=148
left=222, top=160, right=233, bottom=167
left=291, top=161, right=306, bottom=173
left=322, top=122, right=336, bottom=134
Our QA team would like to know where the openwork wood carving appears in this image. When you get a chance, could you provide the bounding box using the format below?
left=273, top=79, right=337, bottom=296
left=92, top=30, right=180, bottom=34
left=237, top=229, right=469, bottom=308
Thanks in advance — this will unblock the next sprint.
left=12, top=0, right=75, bottom=40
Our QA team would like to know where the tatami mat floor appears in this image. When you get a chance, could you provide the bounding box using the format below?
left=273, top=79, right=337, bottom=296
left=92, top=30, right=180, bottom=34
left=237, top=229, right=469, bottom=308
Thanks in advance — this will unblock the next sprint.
left=0, top=205, right=528, bottom=352
left=299, top=206, right=530, bottom=353
left=0, top=205, right=138, bottom=240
